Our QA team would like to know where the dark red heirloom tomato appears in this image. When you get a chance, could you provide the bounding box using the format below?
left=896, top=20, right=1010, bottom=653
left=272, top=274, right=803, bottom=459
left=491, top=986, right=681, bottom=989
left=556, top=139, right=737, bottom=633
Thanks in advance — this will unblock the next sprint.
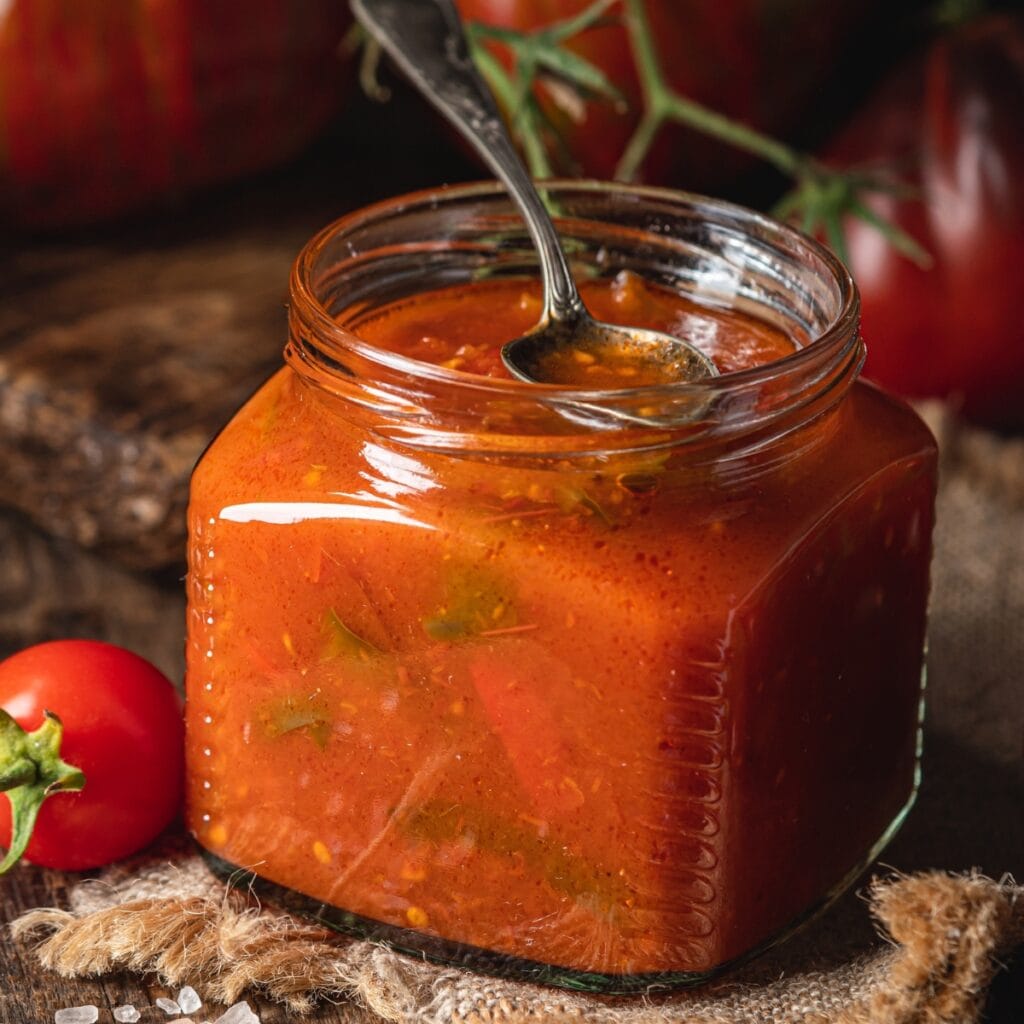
left=0, top=640, right=184, bottom=871
left=828, top=15, right=1024, bottom=428
left=457, top=0, right=880, bottom=188
left=0, top=1, right=350, bottom=228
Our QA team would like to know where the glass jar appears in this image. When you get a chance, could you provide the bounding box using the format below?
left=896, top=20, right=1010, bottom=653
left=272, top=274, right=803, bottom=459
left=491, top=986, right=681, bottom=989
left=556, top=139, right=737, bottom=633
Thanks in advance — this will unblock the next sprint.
left=185, top=182, right=936, bottom=992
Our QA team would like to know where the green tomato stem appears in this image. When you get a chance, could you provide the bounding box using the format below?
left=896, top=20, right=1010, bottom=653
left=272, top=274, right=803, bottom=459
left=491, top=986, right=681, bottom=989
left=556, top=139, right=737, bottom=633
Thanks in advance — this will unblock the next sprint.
left=0, top=758, right=36, bottom=791
left=469, top=33, right=555, bottom=178
left=617, top=0, right=803, bottom=180
left=616, top=109, right=661, bottom=185
left=658, top=92, right=804, bottom=176
left=0, top=709, right=86, bottom=874
left=545, top=0, right=620, bottom=44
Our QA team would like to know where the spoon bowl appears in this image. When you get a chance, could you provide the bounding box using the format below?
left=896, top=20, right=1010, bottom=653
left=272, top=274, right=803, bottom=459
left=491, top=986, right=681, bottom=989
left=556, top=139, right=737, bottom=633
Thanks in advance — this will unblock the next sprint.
left=351, top=0, right=719, bottom=390
left=502, top=317, right=719, bottom=389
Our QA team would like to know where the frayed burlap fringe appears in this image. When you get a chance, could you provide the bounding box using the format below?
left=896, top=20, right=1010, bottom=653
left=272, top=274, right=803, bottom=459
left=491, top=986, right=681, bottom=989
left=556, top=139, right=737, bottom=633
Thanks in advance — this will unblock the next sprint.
left=9, top=852, right=1022, bottom=1024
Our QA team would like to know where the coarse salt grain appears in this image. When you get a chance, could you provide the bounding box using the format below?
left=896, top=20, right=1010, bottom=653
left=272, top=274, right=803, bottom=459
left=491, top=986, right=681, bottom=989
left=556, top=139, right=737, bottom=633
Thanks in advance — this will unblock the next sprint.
left=215, top=1001, right=260, bottom=1024
left=155, top=997, right=181, bottom=1014
left=113, top=1007, right=141, bottom=1024
left=54, top=1008, right=99, bottom=1024
left=177, top=987, right=203, bottom=1015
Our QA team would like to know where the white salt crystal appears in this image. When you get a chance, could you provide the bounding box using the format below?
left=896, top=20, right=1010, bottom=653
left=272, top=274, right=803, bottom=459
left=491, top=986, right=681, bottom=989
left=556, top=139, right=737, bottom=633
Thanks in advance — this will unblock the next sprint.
left=54, top=1008, right=99, bottom=1024
left=177, top=987, right=203, bottom=1014
left=215, top=1001, right=261, bottom=1024
left=155, top=997, right=181, bottom=1014
left=113, top=1007, right=141, bottom=1024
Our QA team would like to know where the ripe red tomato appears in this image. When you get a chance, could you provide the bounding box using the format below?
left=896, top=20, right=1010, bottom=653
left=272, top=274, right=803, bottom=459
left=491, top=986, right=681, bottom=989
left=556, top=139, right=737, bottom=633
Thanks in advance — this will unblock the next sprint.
left=456, top=0, right=882, bottom=188
left=0, top=640, right=184, bottom=871
left=0, top=1, right=350, bottom=228
left=828, top=15, right=1024, bottom=428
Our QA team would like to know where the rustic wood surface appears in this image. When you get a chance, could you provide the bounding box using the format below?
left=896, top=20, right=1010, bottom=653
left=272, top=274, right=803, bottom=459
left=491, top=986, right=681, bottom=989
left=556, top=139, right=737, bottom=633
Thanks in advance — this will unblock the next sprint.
left=0, top=510, right=185, bottom=678
left=0, top=232, right=295, bottom=568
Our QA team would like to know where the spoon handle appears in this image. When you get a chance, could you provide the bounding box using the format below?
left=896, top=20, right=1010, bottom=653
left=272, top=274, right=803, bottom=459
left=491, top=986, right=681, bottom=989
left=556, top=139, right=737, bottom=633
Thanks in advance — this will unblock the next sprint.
left=351, top=0, right=584, bottom=323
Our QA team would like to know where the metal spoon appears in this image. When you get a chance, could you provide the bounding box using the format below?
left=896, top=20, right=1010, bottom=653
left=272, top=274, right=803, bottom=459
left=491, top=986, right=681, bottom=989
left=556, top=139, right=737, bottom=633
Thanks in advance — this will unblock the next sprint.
left=351, top=0, right=718, bottom=389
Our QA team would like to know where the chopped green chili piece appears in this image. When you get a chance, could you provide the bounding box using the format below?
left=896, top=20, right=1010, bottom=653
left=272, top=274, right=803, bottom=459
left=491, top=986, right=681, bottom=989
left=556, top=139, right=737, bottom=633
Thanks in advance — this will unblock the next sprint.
left=401, top=800, right=631, bottom=914
left=322, top=608, right=382, bottom=660
left=260, top=695, right=333, bottom=749
left=422, top=565, right=519, bottom=642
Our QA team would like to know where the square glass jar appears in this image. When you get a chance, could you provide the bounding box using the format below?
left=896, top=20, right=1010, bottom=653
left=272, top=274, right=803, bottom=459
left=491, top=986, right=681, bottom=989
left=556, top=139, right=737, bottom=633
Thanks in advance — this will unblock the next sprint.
left=185, top=182, right=936, bottom=991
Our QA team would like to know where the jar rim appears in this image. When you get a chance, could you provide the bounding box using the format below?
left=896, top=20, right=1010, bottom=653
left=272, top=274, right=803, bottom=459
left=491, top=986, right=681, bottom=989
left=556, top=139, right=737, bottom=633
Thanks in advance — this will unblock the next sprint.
left=287, top=180, right=863, bottom=457
left=291, top=179, right=859, bottom=400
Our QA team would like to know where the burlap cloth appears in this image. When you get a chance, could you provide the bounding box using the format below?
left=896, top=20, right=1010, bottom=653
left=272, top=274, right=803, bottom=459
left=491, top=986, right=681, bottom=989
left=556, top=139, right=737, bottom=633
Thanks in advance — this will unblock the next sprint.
left=11, top=404, right=1024, bottom=1023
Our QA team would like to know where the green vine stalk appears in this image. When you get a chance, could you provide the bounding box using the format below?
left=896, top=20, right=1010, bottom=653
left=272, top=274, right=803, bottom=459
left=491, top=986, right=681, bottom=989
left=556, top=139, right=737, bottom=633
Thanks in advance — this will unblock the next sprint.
left=463, top=0, right=930, bottom=268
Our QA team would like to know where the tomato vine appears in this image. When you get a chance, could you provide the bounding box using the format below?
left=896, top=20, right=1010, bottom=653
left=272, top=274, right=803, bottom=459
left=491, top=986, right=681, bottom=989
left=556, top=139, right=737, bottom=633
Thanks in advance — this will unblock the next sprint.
left=459, top=0, right=931, bottom=268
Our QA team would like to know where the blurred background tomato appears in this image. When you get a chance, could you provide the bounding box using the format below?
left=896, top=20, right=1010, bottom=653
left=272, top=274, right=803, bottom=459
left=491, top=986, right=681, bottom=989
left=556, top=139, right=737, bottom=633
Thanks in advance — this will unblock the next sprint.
left=827, top=13, right=1024, bottom=428
left=0, top=0, right=351, bottom=227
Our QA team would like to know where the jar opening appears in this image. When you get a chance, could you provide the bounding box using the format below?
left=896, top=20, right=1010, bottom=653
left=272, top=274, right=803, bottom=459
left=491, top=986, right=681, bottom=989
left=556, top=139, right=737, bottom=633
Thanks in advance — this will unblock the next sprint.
left=287, top=181, right=862, bottom=460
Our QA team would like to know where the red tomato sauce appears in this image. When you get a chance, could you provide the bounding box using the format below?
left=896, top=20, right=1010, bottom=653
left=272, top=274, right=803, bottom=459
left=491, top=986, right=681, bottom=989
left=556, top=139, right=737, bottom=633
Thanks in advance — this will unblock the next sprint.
left=354, top=271, right=796, bottom=378
left=186, top=273, right=935, bottom=983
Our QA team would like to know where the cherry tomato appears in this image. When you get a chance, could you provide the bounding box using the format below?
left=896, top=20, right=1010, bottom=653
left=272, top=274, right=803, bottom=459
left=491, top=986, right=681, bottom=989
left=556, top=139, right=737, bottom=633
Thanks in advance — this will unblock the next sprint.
left=828, top=15, right=1024, bottom=428
left=0, top=640, right=184, bottom=871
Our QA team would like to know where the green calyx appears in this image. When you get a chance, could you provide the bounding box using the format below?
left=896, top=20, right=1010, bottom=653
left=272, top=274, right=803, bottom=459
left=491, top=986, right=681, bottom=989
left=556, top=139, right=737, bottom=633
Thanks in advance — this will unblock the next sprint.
left=0, top=709, right=85, bottom=874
